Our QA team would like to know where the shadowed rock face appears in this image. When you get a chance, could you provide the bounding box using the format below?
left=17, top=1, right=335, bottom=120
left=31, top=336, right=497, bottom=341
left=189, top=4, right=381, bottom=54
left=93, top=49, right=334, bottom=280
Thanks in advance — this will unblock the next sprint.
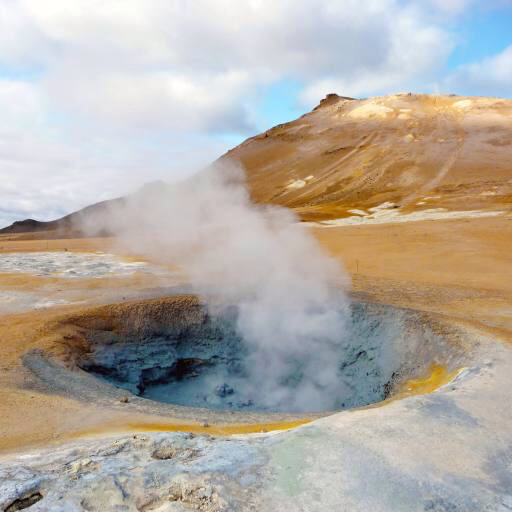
left=32, top=295, right=467, bottom=415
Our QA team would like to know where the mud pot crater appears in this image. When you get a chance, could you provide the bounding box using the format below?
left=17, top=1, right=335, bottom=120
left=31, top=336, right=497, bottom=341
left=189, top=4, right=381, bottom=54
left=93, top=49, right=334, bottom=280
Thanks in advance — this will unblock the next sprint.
left=24, top=295, right=470, bottom=422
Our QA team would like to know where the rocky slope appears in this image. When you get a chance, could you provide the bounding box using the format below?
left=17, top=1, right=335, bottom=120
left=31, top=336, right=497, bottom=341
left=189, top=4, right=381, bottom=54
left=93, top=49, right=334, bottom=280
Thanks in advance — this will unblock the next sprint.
left=2, top=92, right=511, bottom=232
left=219, top=93, right=512, bottom=220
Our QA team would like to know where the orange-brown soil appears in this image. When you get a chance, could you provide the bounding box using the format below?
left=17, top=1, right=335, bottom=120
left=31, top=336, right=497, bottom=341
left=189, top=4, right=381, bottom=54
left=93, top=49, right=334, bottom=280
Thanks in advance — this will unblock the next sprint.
left=221, top=93, right=512, bottom=221
left=1, top=214, right=511, bottom=453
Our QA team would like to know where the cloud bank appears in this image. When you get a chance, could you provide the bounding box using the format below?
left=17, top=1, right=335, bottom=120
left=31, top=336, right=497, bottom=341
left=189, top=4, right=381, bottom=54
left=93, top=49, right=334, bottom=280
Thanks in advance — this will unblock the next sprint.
left=0, top=0, right=510, bottom=226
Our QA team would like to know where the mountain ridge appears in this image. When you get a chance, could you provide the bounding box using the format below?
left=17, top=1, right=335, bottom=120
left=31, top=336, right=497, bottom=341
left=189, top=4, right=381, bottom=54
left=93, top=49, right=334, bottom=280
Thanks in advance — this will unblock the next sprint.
left=2, top=92, right=511, bottom=235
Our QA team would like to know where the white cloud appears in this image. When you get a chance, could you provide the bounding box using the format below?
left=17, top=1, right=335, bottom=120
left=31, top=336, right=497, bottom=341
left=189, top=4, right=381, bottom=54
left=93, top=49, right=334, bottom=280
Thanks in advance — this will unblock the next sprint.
left=0, top=77, right=226, bottom=228
left=418, top=0, right=510, bottom=16
left=1, top=0, right=455, bottom=129
left=299, top=6, right=452, bottom=102
left=425, top=0, right=474, bottom=14
left=444, top=45, right=512, bottom=96
left=0, top=80, right=45, bottom=132
left=43, top=70, right=253, bottom=132
left=0, top=1, right=49, bottom=65
left=0, top=0, right=493, bottom=226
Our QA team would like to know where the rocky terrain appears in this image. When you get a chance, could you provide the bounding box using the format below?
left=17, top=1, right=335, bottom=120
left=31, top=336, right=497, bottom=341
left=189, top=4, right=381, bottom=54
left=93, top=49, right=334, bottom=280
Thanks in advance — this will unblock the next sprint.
left=1, top=93, right=511, bottom=511
left=2, top=93, right=511, bottom=235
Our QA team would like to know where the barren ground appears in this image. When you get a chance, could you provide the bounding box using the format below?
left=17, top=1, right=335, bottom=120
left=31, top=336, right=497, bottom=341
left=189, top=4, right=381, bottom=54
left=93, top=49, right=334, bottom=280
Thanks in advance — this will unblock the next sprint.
left=1, top=212, right=511, bottom=453
left=1, top=94, right=512, bottom=512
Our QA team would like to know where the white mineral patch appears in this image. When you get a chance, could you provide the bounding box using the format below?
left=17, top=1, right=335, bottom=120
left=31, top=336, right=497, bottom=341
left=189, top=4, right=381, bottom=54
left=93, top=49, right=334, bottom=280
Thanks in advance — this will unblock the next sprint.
left=286, top=179, right=306, bottom=190
left=0, top=290, right=73, bottom=314
left=347, top=209, right=368, bottom=216
left=348, top=103, right=393, bottom=119
left=33, top=299, right=75, bottom=309
left=453, top=99, right=473, bottom=110
left=0, top=251, right=160, bottom=278
left=368, top=202, right=396, bottom=212
left=311, top=208, right=504, bottom=227
left=0, top=290, right=37, bottom=308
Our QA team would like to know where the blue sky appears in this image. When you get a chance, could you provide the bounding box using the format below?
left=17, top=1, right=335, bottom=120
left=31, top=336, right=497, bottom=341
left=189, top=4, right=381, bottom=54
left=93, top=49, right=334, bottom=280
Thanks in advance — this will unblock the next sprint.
left=0, top=0, right=511, bottom=227
left=256, top=3, right=512, bottom=131
left=447, top=5, right=512, bottom=68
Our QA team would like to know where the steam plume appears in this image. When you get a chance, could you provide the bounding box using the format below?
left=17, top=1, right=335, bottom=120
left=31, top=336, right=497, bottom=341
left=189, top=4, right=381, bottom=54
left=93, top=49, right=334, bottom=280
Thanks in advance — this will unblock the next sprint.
left=83, top=164, right=350, bottom=411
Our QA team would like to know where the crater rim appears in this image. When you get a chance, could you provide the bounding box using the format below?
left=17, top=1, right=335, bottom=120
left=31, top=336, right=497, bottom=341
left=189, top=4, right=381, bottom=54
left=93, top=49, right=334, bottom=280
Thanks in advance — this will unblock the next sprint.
left=22, top=294, right=472, bottom=425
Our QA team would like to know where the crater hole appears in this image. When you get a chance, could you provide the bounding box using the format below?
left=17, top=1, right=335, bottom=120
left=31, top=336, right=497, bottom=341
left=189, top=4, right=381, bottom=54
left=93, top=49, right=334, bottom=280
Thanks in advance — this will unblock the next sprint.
left=69, top=296, right=464, bottom=414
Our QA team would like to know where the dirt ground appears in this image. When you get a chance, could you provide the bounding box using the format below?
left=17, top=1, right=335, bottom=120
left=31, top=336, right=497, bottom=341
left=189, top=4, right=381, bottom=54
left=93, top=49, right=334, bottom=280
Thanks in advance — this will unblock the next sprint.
left=314, top=214, right=512, bottom=335
left=0, top=215, right=511, bottom=453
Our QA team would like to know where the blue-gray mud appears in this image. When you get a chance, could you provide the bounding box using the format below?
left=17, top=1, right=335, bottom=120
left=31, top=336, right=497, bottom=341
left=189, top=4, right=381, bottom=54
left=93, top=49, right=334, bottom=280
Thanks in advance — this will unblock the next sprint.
left=73, top=297, right=465, bottom=414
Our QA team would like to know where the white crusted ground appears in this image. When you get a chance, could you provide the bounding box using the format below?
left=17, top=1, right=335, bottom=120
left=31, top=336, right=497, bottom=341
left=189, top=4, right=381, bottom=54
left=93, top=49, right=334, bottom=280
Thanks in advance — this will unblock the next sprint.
left=1, top=325, right=512, bottom=511
left=0, top=251, right=182, bottom=314
left=0, top=251, right=159, bottom=278
left=312, top=204, right=506, bottom=227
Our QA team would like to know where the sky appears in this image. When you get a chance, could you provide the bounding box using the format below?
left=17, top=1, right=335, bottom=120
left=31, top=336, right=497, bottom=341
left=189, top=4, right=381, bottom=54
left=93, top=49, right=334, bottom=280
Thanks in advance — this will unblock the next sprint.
left=0, top=0, right=511, bottom=227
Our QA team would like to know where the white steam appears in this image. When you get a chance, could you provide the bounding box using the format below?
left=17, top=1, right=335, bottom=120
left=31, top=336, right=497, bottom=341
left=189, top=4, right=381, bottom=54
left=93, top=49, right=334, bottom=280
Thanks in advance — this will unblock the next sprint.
left=83, top=164, right=350, bottom=411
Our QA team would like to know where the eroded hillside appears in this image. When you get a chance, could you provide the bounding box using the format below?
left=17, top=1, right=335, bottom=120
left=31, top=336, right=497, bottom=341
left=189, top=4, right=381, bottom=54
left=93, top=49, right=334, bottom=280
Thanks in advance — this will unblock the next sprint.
left=220, top=93, right=512, bottom=220
left=2, top=92, right=511, bottom=234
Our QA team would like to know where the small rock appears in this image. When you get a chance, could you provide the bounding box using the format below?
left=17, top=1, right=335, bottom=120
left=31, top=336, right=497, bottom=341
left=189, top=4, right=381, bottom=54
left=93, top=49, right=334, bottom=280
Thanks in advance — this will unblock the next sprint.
left=152, top=440, right=178, bottom=460
left=215, top=383, right=234, bottom=398
left=66, top=458, right=97, bottom=478
left=196, top=485, right=213, bottom=500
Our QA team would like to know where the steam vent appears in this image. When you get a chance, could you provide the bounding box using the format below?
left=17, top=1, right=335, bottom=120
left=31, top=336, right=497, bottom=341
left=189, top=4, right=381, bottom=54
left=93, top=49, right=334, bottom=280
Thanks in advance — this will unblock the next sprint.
left=24, top=296, right=466, bottom=419
left=2, top=93, right=512, bottom=511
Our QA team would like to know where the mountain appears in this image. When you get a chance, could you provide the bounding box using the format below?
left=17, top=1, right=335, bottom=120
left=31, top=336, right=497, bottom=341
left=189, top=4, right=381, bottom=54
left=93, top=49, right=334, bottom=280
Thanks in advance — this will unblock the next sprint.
left=0, top=197, right=126, bottom=237
left=2, top=92, right=511, bottom=234
left=218, top=93, right=512, bottom=220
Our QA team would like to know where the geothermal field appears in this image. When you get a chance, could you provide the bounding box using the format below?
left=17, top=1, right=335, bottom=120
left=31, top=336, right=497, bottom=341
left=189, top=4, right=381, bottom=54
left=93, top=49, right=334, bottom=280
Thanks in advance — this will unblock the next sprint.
left=1, top=92, right=512, bottom=511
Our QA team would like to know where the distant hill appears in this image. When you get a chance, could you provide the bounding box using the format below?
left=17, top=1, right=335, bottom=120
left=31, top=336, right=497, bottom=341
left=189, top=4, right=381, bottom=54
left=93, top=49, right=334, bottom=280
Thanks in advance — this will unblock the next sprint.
left=2, top=92, right=511, bottom=235
left=0, top=197, right=126, bottom=237
left=218, top=92, right=512, bottom=220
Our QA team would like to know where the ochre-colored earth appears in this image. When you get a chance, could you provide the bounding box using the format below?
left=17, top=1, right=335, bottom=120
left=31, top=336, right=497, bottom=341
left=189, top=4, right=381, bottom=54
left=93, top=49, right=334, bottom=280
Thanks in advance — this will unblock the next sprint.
left=0, top=93, right=511, bottom=454
left=221, top=93, right=512, bottom=220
